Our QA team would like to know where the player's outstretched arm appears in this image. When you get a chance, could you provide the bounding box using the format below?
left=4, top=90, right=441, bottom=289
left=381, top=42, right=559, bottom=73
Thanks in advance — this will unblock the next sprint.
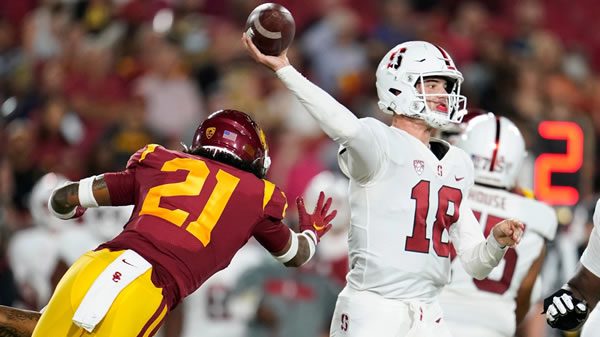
left=0, top=305, right=40, bottom=337
left=48, top=175, right=113, bottom=220
left=243, top=33, right=383, bottom=181
left=274, top=192, right=337, bottom=267
left=453, top=208, right=524, bottom=280
left=567, top=266, right=600, bottom=311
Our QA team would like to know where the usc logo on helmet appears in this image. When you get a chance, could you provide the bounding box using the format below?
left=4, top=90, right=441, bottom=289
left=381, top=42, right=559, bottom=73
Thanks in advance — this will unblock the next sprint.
left=206, top=127, right=216, bottom=139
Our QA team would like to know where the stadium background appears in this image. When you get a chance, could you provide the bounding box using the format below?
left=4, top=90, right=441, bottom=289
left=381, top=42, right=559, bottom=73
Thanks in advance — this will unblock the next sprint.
left=0, top=0, right=598, bottom=336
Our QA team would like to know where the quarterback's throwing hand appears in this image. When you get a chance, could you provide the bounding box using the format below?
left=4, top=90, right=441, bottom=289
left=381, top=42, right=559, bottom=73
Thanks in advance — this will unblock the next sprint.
left=492, top=219, right=524, bottom=247
left=242, top=33, right=290, bottom=72
left=543, top=288, right=588, bottom=330
left=297, top=191, right=336, bottom=242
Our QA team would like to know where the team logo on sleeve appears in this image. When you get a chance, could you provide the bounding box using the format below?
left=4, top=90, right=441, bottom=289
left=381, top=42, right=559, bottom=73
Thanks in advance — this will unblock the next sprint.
left=413, top=160, right=425, bottom=175
left=206, top=127, right=216, bottom=139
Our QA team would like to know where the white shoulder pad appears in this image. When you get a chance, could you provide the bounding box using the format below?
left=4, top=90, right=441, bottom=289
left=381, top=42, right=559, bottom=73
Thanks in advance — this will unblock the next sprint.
left=523, top=199, right=558, bottom=240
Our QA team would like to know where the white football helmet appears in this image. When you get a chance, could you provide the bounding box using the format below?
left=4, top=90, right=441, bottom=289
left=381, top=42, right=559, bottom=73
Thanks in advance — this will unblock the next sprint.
left=303, top=171, right=350, bottom=262
left=457, top=113, right=527, bottom=189
left=376, top=41, right=467, bottom=128
left=29, top=172, right=73, bottom=232
left=83, top=205, right=134, bottom=241
left=303, top=171, right=350, bottom=230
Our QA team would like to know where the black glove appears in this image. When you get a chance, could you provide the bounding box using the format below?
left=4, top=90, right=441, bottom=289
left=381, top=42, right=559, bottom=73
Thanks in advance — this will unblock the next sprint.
left=543, top=288, right=588, bottom=331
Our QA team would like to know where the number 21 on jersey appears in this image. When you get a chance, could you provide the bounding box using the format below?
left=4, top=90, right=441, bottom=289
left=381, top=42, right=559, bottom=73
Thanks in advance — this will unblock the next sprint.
left=405, top=180, right=463, bottom=258
left=139, top=158, right=240, bottom=246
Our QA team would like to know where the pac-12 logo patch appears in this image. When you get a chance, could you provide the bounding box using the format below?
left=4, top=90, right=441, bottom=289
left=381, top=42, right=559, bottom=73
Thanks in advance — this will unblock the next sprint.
left=413, top=160, right=425, bottom=175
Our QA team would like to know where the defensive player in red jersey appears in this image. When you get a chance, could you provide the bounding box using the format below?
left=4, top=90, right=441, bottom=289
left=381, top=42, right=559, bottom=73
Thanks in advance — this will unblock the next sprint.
left=0, top=109, right=337, bottom=337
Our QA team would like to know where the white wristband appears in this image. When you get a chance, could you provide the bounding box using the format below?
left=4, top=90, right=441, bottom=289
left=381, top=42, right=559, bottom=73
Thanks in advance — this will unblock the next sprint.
left=78, top=176, right=99, bottom=208
left=487, top=232, right=508, bottom=250
left=274, top=229, right=298, bottom=263
left=300, top=230, right=317, bottom=265
left=47, top=191, right=77, bottom=220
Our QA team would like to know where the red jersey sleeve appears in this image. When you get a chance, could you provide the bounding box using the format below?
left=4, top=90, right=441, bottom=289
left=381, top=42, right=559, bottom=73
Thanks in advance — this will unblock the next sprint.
left=126, top=144, right=160, bottom=169
left=263, top=183, right=288, bottom=221
left=103, top=144, right=161, bottom=206
left=252, top=182, right=290, bottom=253
left=253, top=219, right=291, bottom=254
left=103, top=170, right=135, bottom=206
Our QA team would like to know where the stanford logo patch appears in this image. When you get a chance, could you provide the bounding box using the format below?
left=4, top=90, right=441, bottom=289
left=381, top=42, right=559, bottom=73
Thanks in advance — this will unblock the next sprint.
left=413, top=160, right=424, bottom=175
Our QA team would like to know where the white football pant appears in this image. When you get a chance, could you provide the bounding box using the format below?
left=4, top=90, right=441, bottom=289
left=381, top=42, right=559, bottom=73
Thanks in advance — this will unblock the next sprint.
left=330, top=286, right=453, bottom=337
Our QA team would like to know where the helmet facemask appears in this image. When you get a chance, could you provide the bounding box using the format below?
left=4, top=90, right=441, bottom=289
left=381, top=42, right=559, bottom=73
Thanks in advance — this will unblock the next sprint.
left=412, top=75, right=468, bottom=128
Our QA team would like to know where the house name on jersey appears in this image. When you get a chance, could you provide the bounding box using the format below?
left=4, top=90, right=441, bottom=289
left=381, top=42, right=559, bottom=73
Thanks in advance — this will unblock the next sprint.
left=468, top=189, right=507, bottom=210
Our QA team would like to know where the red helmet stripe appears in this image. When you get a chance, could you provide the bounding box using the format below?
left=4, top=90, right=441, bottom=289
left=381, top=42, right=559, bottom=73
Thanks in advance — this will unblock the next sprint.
left=489, top=116, right=501, bottom=172
left=433, top=44, right=456, bottom=70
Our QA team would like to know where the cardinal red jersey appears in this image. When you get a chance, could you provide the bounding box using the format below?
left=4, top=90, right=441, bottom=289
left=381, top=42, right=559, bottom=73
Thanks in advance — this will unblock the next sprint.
left=99, top=144, right=290, bottom=308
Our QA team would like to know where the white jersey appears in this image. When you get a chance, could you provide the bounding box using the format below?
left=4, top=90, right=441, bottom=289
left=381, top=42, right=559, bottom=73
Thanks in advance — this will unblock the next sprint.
left=439, top=185, right=557, bottom=337
left=341, top=118, right=477, bottom=300
left=7, top=227, right=60, bottom=309
left=180, top=241, right=268, bottom=337
left=57, top=206, right=135, bottom=265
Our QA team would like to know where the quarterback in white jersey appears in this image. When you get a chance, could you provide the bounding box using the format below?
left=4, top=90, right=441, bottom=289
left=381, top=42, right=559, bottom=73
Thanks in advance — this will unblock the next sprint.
left=545, top=198, right=600, bottom=332
left=439, top=114, right=558, bottom=337
left=244, top=37, right=524, bottom=337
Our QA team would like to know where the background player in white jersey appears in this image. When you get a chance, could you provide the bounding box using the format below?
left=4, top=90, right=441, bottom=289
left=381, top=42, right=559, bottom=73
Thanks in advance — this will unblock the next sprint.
left=243, top=36, right=524, bottom=337
left=8, top=173, right=135, bottom=310
left=179, top=239, right=268, bottom=337
left=304, top=171, right=350, bottom=286
left=544, top=198, right=600, bottom=335
left=8, top=172, right=90, bottom=310
left=439, top=113, right=558, bottom=337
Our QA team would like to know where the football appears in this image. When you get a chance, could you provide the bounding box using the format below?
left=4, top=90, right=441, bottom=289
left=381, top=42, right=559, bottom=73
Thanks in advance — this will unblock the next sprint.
left=244, top=3, right=295, bottom=56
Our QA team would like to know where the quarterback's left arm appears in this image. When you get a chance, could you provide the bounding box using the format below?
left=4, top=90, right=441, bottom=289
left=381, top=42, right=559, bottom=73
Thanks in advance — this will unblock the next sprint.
left=0, top=305, right=39, bottom=337
left=450, top=204, right=523, bottom=280
left=516, top=243, right=546, bottom=325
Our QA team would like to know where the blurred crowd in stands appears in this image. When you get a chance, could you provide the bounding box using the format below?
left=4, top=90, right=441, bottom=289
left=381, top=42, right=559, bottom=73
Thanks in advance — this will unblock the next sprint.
left=1, top=0, right=599, bottom=336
